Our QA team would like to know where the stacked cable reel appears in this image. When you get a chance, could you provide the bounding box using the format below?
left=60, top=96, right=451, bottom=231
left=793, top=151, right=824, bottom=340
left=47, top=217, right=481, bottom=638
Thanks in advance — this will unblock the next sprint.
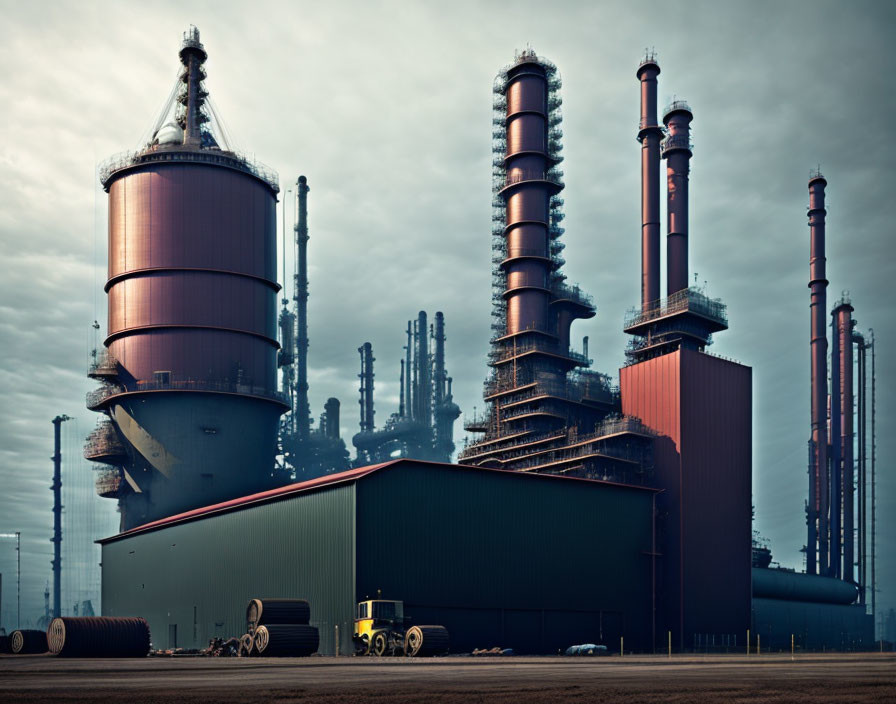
left=241, top=598, right=318, bottom=657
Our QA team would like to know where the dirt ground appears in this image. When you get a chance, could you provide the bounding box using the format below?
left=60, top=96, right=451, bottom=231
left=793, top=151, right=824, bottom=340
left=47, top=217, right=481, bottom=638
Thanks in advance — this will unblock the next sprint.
left=1, top=652, right=894, bottom=703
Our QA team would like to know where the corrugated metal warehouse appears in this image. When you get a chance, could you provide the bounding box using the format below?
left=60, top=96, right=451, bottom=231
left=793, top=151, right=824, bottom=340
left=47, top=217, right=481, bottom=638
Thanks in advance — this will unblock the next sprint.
left=100, top=459, right=657, bottom=654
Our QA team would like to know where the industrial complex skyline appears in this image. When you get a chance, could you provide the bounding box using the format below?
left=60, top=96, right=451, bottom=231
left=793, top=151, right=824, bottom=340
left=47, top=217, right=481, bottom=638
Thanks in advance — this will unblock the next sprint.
left=0, top=0, right=894, bottom=634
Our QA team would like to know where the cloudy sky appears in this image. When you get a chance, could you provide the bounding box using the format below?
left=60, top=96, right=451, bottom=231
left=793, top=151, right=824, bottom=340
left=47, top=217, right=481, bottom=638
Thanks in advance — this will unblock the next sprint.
left=1, top=0, right=893, bottom=632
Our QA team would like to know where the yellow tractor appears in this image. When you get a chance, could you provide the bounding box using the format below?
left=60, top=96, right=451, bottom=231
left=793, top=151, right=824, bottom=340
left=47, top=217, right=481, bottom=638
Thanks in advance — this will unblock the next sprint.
left=353, top=599, right=449, bottom=656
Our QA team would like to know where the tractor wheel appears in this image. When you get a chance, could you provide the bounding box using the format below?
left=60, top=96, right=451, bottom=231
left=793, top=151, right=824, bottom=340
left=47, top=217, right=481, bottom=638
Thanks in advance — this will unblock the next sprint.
left=354, top=633, right=371, bottom=656
left=372, top=631, right=389, bottom=657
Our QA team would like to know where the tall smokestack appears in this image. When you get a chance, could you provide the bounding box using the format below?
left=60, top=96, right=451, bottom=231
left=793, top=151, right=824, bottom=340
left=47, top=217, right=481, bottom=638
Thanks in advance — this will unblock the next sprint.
left=662, top=100, right=693, bottom=296
left=405, top=321, right=413, bottom=420
left=830, top=309, right=842, bottom=578
left=807, top=171, right=829, bottom=575
left=417, top=311, right=431, bottom=427
left=834, top=298, right=855, bottom=582
left=295, top=176, right=311, bottom=441
left=358, top=342, right=375, bottom=433
left=637, top=53, right=662, bottom=310
left=433, top=312, right=446, bottom=409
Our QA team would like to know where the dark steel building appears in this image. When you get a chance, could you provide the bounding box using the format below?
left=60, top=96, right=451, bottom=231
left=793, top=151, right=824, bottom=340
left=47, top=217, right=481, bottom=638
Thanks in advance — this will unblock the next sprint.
left=459, top=50, right=654, bottom=483
left=100, top=460, right=657, bottom=654
left=352, top=311, right=462, bottom=465
left=85, top=28, right=287, bottom=530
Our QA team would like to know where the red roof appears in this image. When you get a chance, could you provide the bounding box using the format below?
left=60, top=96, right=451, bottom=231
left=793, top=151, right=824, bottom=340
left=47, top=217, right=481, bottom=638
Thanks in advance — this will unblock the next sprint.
left=100, top=458, right=656, bottom=543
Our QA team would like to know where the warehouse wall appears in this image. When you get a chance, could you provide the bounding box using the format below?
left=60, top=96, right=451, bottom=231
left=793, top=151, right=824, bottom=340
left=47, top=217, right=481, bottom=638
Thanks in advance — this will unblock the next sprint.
left=102, top=483, right=356, bottom=653
left=357, top=463, right=656, bottom=653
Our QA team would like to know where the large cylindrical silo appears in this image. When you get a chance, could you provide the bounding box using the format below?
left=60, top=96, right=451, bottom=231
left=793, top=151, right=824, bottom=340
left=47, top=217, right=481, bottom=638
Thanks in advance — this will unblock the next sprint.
left=88, top=28, right=287, bottom=530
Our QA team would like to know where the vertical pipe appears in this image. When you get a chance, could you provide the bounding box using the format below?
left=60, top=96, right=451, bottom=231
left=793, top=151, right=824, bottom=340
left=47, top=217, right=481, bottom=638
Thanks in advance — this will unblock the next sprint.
left=433, top=312, right=446, bottom=453
left=399, top=359, right=406, bottom=418
left=836, top=302, right=855, bottom=582
left=830, top=311, right=841, bottom=578
left=806, top=172, right=829, bottom=575
left=870, top=329, right=876, bottom=620
left=51, top=415, right=69, bottom=618
left=417, top=311, right=431, bottom=428
left=855, top=332, right=866, bottom=602
left=637, top=55, right=662, bottom=310
left=294, top=177, right=311, bottom=441
left=433, top=312, right=446, bottom=409
left=358, top=343, right=375, bottom=433
left=662, top=102, right=693, bottom=296
left=405, top=322, right=413, bottom=421
left=411, top=320, right=419, bottom=420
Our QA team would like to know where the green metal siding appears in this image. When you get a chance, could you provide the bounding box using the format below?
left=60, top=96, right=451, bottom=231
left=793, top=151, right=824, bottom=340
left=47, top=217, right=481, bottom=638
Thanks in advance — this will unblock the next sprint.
left=102, top=483, right=356, bottom=653
left=356, top=463, right=654, bottom=652
left=101, top=461, right=654, bottom=655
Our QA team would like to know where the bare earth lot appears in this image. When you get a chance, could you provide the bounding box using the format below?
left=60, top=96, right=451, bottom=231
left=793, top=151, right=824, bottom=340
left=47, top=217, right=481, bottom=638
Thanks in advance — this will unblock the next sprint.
left=1, top=653, right=894, bottom=703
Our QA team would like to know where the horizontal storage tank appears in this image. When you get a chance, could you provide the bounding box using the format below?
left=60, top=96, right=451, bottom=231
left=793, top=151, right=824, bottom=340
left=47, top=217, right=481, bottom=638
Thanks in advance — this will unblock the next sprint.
left=752, top=567, right=857, bottom=605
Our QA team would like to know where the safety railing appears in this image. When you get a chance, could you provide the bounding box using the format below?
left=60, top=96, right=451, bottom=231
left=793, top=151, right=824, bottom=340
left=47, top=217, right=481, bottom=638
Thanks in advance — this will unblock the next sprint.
left=88, top=349, right=118, bottom=377
left=83, top=421, right=127, bottom=460
left=99, top=147, right=279, bottom=191
left=624, top=287, right=727, bottom=329
left=87, top=376, right=287, bottom=409
left=551, top=282, right=595, bottom=309
left=660, top=134, right=693, bottom=153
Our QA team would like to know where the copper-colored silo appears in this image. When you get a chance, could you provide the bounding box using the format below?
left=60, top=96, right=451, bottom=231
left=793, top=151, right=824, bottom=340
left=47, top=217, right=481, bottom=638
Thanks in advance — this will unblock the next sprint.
left=662, top=101, right=693, bottom=296
left=807, top=171, right=829, bottom=575
left=87, top=28, right=286, bottom=530
left=637, top=54, right=662, bottom=311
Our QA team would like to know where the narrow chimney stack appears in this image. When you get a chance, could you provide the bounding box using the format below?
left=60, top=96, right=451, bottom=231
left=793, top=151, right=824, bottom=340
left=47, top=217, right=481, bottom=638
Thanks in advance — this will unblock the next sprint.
left=637, top=53, right=662, bottom=310
left=662, top=100, right=693, bottom=296
left=807, top=170, right=829, bottom=575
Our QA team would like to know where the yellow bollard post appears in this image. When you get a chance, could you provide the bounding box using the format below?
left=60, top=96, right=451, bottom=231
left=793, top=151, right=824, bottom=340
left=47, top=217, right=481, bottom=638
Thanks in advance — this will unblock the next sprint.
left=620, top=636, right=624, bottom=657
left=791, top=634, right=794, bottom=661
left=757, top=634, right=760, bottom=655
left=668, top=630, right=672, bottom=658
left=335, top=624, right=340, bottom=656
left=746, top=629, right=750, bottom=655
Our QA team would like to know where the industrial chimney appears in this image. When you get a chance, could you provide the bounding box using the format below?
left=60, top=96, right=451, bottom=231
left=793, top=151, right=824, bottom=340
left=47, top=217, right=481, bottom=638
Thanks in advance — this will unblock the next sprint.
left=637, top=52, right=662, bottom=311
left=662, top=100, right=693, bottom=296
left=806, top=170, right=829, bottom=575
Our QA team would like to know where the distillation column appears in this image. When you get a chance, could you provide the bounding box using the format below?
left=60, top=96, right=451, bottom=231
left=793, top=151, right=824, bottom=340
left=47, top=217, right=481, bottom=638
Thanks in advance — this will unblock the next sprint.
left=502, top=61, right=554, bottom=335
left=295, top=176, right=311, bottom=441
left=834, top=300, right=855, bottom=582
left=637, top=55, right=662, bottom=311
left=358, top=342, right=375, bottom=434
left=830, top=309, right=842, bottom=578
left=807, top=172, right=829, bottom=575
left=416, top=311, right=431, bottom=427
left=662, top=102, right=693, bottom=296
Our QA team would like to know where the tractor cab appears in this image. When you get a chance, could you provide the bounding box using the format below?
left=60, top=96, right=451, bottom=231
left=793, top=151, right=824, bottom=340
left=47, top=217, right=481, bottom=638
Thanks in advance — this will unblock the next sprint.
left=354, top=599, right=405, bottom=640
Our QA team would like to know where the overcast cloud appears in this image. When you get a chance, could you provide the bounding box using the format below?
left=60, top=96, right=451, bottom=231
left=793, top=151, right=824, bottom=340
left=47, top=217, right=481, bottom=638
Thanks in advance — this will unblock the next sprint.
left=1, top=0, right=894, bottom=632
